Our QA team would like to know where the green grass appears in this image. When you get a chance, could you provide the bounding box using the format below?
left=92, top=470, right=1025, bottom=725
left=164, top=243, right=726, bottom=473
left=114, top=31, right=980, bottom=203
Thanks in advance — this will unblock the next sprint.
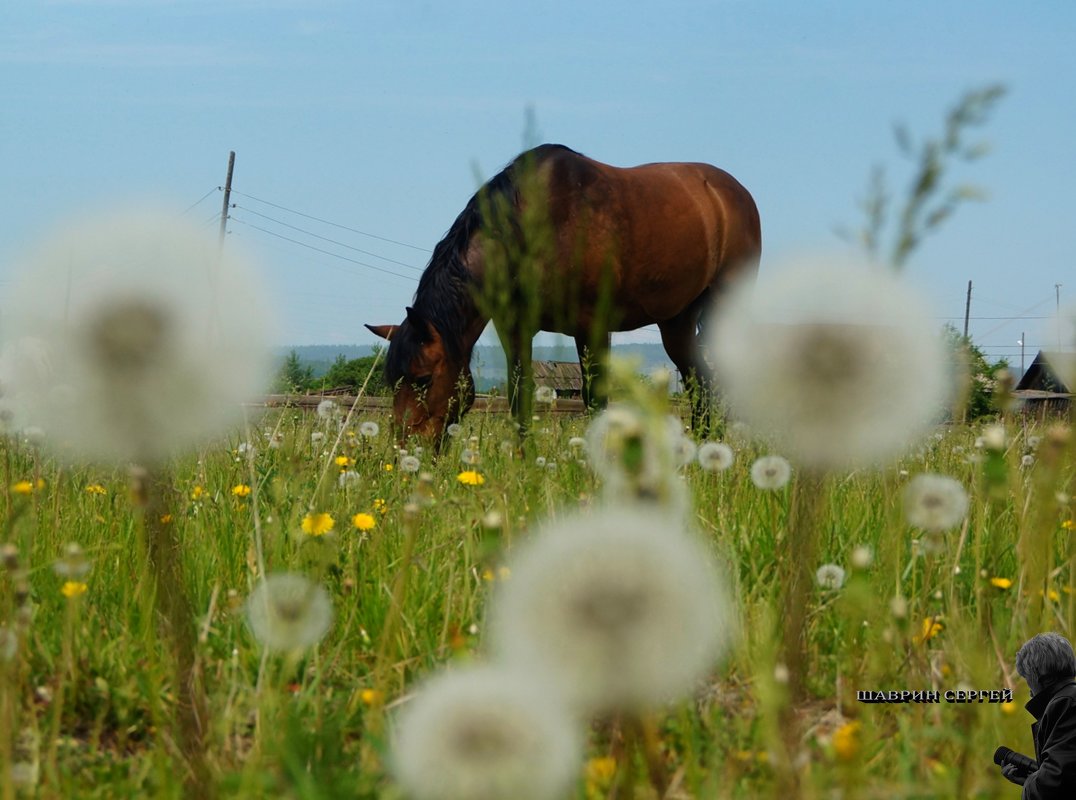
left=0, top=404, right=1073, bottom=799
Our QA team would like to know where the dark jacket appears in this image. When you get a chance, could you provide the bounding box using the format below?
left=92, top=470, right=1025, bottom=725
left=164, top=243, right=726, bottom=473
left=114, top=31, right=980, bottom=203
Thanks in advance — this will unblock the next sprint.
left=1023, top=679, right=1076, bottom=799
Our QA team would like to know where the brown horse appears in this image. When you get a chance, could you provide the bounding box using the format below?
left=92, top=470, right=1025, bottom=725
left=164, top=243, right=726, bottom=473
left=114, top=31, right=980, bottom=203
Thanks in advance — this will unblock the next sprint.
left=367, top=144, right=761, bottom=440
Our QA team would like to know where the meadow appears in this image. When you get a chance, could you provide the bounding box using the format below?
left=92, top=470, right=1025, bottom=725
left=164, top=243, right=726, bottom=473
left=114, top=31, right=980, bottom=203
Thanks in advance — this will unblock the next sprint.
left=0, top=377, right=1072, bottom=799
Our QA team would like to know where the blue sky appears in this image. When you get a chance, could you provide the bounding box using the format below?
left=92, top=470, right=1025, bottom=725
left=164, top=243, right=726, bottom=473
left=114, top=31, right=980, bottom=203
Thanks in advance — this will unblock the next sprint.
left=2, top=1, right=1074, bottom=367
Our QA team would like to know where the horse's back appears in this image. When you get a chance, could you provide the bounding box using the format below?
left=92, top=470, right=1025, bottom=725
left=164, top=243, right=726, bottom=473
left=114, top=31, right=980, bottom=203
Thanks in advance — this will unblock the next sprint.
left=534, top=148, right=761, bottom=327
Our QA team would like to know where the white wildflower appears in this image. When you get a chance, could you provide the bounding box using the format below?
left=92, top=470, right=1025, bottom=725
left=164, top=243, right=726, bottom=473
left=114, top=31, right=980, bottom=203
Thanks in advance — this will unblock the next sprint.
left=697, top=441, right=734, bottom=472
left=982, top=425, right=1006, bottom=451
left=316, top=399, right=339, bottom=420
left=489, top=506, right=734, bottom=714
left=246, top=573, right=333, bottom=652
left=903, top=473, right=969, bottom=532
left=391, top=667, right=581, bottom=800
left=2, top=211, right=272, bottom=464
left=709, top=256, right=947, bottom=469
left=815, top=563, right=846, bottom=590
left=750, top=455, right=792, bottom=490
left=338, top=470, right=361, bottom=488
left=359, top=421, right=380, bottom=438
left=534, top=385, right=556, bottom=405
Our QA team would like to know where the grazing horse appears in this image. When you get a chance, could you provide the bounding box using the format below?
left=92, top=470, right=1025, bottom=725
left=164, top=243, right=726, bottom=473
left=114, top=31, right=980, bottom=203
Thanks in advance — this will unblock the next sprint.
left=367, top=144, right=761, bottom=440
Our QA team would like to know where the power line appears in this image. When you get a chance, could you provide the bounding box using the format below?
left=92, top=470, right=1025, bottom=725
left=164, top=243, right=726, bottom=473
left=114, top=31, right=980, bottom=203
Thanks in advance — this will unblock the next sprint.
left=229, top=216, right=419, bottom=283
left=183, top=187, right=221, bottom=215
left=229, top=188, right=432, bottom=253
left=231, top=204, right=425, bottom=272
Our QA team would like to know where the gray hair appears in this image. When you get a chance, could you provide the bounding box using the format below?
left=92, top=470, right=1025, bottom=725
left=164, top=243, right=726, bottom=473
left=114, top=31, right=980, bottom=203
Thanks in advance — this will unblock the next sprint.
left=1016, top=633, right=1076, bottom=694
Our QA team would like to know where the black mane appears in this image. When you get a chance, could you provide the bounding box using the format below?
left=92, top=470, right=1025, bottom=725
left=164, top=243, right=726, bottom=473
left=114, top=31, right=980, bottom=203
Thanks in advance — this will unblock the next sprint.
left=385, top=144, right=579, bottom=383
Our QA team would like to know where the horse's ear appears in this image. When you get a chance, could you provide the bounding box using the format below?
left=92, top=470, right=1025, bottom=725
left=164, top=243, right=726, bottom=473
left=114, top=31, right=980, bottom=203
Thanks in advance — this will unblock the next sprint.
left=365, top=324, right=398, bottom=341
left=405, top=306, right=433, bottom=342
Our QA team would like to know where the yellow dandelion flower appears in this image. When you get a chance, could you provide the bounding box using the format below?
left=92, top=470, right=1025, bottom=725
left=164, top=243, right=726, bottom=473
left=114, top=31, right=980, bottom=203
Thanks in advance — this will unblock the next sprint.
left=85, top=484, right=107, bottom=495
left=832, top=720, right=861, bottom=761
left=61, top=581, right=88, bottom=599
left=12, top=480, right=35, bottom=495
left=352, top=512, right=376, bottom=532
left=1063, top=519, right=1075, bottom=531
left=990, top=577, right=1013, bottom=590
left=360, top=688, right=383, bottom=706
left=334, top=455, right=353, bottom=467
left=191, top=485, right=205, bottom=500
left=384, top=463, right=394, bottom=472
left=231, top=484, right=251, bottom=498
left=159, top=514, right=173, bottom=525
left=481, top=568, right=495, bottom=582
left=457, top=470, right=486, bottom=486
left=301, top=512, right=335, bottom=536
left=585, top=756, right=617, bottom=798
left=915, top=617, right=943, bottom=644
left=1001, top=701, right=1017, bottom=714
left=1043, top=588, right=1061, bottom=602
left=373, top=498, right=387, bottom=515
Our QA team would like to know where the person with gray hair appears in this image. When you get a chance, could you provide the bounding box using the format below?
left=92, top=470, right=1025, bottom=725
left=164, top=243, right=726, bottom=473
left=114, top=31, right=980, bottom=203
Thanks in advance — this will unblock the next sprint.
left=999, top=632, right=1076, bottom=796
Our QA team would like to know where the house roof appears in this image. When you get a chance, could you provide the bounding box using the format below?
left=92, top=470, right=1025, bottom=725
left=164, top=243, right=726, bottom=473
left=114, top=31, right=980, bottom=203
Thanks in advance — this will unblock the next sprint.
left=1015, top=351, right=1074, bottom=393
left=532, top=360, right=583, bottom=390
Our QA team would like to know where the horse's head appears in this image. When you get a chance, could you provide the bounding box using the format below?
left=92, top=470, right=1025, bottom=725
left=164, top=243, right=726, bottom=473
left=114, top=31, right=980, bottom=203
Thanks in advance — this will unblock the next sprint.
left=366, top=306, right=475, bottom=442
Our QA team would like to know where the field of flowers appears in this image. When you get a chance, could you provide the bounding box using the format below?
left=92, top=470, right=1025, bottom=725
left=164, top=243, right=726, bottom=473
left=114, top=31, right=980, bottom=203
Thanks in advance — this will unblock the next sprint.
left=0, top=379, right=1073, bottom=798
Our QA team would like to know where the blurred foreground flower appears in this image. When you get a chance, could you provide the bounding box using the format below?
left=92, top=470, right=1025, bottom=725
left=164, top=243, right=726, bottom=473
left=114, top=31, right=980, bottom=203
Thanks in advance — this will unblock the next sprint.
left=903, top=474, right=968, bottom=532
left=709, top=257, right=947, bottom=469
left=246, top=572, right=333, bottom=652
left=391, top=666, right=581, bottom=800
left=1, top=210, right=272, bottom=464
left=489, top=506, right=734, bottom=714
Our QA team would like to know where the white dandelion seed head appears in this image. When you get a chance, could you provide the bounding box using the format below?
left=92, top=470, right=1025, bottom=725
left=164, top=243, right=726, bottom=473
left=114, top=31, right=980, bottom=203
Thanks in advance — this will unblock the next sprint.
left=245, top=572, right=333, bottom=653
left=337, top=470, right=361, bottom=488
left=359, top=421, right=380, bottom=438
left=1027, top=436, right=1041, bottom=450
left=815, top=563, right=846, bottom=591
left=750, top=455, right=792, bottom=490
left=446, top=423, right=462, bottom=438
left=0, top=626, right=17, bottom=662
left=1021, top=454, right=1036, bottom=468
left=391, top=666, right=582, bottom=800
left=903, top=473, right=969, bottom=532
left=671, top=434, right=697, bottom=468
left=567, top=436, right=585, bottom=450
left=534, top=385, right=556, bottom=405
left=709, top=256, right=948, bottom=469
left=584, top=406, right=689, bottom=510
left=310, top=431, right=326, bottom=445
left=316, top=399, right=339, bottom=420
left=3, top=210, right=273, bottom=464
left=982, top=424, right=1006, bottom=451
left=489, top=506, right=735, bottom=714
left=400, top=455, right=421, bottom=473
left=460, top=448, right=480, bottom=466
left=237, top=442, right=255, bottom=457
left=697, top=441, right=735, bottom=472
left=534, top=456, right=547, bottom=468
left=851, top=545, right=874, bottom=569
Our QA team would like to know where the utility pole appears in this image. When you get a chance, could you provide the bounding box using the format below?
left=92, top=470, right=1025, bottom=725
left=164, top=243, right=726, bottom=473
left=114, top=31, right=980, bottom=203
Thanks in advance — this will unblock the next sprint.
left=968, top=279, right=977, bottom=340
left=1056, top=283, right=1063, bottom=351
left=218, top=151, right=236, bottom=249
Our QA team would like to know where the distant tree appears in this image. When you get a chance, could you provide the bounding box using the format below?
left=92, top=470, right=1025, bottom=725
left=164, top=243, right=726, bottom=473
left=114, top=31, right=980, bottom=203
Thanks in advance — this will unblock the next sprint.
left=943, top=324, right=1010, bottom=421
left=322, top=349, right=390, bottom=396
left=273, top=349, right=314, bottom=393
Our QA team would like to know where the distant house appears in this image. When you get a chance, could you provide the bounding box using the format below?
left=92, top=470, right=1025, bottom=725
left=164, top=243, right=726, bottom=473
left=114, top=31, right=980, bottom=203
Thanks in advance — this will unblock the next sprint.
left=532, top=360, right=583, bottom=399
left=1014, top=351, right=1073, bottom=416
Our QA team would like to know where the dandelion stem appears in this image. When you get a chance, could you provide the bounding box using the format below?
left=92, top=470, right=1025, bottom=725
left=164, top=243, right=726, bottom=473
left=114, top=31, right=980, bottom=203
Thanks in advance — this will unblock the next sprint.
left=130, top=465, right=211, bottom=793
left=781, top=470, right=825, bottom=702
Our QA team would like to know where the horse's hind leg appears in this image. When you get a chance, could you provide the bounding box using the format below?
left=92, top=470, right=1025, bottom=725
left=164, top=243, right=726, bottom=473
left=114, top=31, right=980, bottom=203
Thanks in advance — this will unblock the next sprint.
left=658, top=310, right=714, bottom=434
